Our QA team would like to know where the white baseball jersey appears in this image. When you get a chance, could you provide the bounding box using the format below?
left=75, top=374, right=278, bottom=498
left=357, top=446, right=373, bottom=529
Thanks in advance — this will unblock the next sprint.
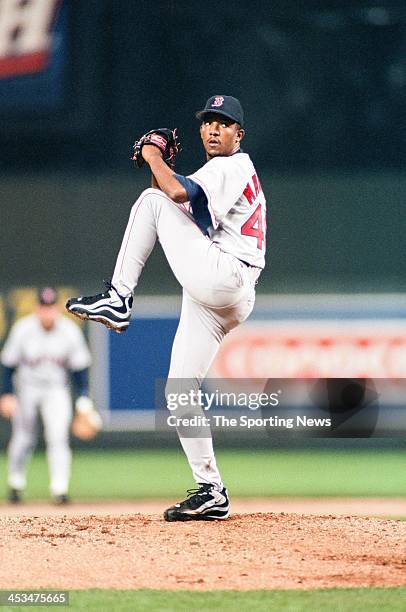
left=1, top=314, right=91, bottom=388
left=189, top=152, right=266, bottom=268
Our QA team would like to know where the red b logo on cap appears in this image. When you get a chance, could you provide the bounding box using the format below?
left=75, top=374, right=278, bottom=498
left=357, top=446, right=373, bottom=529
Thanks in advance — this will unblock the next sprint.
left=212, top=96, right=224, bottom=107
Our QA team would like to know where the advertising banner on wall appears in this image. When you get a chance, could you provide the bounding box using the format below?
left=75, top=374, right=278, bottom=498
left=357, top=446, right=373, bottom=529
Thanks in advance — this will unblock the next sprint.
left=86, top=295, right=406, bottom=432
left=207, top=320, right=406, bottom=379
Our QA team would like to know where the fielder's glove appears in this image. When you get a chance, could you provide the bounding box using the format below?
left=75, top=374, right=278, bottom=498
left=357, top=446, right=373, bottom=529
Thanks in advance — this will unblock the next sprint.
left=71, top=396, right=102, bottom=441
left=131, top=128, right=181, bottom=169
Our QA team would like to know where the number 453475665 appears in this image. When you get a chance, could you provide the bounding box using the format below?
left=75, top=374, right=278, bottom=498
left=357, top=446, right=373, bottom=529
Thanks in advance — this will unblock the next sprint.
left=241, top=204, right=266, bottom=250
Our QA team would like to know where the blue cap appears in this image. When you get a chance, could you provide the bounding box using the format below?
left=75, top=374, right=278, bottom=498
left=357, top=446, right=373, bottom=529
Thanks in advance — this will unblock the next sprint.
left=196, top=95, right=244, bottom=128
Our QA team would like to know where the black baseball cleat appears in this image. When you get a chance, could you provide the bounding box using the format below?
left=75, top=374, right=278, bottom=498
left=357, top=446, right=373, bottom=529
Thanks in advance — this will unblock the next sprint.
left=66, top=281, right=133, bottom=333
left=8, top=488, right=22, bottom=504
left=53, top=494, right=70, bottom=505
left=164, top=483, right=230, bottom=521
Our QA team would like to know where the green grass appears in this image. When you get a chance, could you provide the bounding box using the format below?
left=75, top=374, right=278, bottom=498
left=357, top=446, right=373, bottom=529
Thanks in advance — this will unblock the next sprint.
left=66, top=587, right=406, bottom=611
left=0, top=449, right=405, bottom=501
left=1, top=588, right=405, bottom=611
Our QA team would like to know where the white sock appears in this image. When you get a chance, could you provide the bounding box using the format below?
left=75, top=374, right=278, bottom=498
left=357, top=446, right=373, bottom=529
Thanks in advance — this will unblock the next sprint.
left=178, top=437, right=223, bottom=490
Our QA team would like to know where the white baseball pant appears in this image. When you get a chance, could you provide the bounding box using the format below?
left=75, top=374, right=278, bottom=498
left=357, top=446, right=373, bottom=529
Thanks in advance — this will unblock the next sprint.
left=8, top=384, right=73, bottom=496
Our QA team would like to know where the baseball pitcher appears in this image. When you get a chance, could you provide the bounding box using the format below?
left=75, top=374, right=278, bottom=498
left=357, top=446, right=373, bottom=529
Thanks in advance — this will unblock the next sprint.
left=66, top=95, right=266, bottom=520
left=0, top=287, right=97, bottom=504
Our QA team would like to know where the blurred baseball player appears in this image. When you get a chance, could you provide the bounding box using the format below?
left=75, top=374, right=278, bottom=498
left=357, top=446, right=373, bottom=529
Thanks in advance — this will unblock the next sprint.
left=66, top=95, right=266, bottom=520
left=0, top=287, right=93, bottom=504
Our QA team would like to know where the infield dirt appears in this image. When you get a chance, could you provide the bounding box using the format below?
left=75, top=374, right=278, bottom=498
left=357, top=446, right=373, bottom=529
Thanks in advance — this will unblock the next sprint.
left=0, top=500, right=405, bottom=590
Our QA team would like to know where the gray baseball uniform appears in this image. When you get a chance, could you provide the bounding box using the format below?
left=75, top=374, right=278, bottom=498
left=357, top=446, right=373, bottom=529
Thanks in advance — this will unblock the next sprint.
left=111, top=151, right=266, bottom=487
left=1, top=313, right=91, bottom=496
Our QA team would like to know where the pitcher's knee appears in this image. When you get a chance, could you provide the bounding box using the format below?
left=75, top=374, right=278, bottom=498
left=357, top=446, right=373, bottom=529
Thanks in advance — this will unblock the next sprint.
left=142, top=188, right=164, bottom=197
left=131, top=188, right=165, bottom=214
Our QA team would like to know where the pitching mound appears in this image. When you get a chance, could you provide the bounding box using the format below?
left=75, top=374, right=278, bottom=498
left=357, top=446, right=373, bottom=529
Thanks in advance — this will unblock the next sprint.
left=1, top=511, right=405, bottom=590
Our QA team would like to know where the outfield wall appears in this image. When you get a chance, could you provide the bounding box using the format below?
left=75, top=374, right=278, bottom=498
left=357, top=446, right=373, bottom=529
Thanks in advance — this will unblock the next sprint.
left=0, top=172, right=405, bottom=294
left=0, top=290, right=405, bottom=445
left=89, top=294, right=406, bottom=436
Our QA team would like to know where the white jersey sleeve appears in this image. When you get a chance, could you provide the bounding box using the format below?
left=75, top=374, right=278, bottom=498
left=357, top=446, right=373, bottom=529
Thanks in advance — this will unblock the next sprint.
left=1, top=318, right=25, bottom=368
left=188, top=152, right=266, bottom=269
left=189, top=155, right=249, bottom=229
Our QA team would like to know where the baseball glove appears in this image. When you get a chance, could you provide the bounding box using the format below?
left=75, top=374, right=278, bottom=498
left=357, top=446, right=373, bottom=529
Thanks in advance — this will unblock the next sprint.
left=132, top=128, right=181, bottom=169
left=71, top=396, right=102, bottom=441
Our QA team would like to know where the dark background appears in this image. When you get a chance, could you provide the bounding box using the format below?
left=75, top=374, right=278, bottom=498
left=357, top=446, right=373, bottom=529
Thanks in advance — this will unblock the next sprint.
left=0, top=0, right=405, bottom=293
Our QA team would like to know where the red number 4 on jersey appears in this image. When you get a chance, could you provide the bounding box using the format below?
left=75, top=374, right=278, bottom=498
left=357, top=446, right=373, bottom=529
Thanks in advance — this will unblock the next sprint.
left=241, top=204, right=265, bottom=250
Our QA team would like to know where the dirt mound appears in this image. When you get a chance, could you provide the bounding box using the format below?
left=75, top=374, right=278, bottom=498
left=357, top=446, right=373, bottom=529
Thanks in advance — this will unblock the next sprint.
left=0, top=512, right=405, bottom=590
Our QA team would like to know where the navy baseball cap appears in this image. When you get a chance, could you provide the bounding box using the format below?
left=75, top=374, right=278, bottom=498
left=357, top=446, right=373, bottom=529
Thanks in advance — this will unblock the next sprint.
left=38, top=287, right=58, bottom=305
left=196, top=95, right=244, bottom=128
